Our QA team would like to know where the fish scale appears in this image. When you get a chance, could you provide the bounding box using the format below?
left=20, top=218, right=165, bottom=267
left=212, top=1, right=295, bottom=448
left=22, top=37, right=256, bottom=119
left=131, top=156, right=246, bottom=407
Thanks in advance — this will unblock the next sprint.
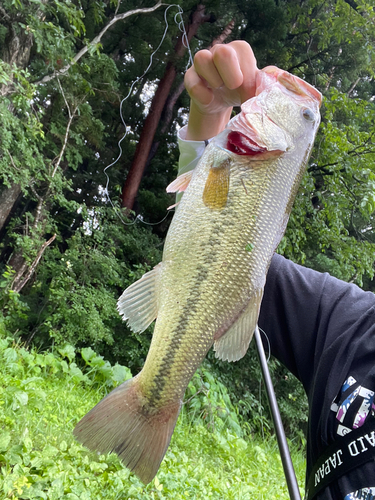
left=74, top=67, right=322, bottom=485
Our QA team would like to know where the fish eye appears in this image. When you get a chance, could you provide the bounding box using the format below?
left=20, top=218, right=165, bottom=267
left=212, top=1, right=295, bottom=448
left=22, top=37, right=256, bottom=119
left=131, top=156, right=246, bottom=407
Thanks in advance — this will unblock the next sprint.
left=302, top=108, right=315, bottom=122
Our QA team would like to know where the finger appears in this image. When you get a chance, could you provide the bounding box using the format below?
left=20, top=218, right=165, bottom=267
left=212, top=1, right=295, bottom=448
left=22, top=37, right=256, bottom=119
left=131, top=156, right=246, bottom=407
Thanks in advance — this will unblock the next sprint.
left=184, top=66, right=213, bottom=106
left=193, top=49, right=224, bottom=89
left=211, top=44, right=244, bottom=90
left=227, top=41, right=258, bottom=102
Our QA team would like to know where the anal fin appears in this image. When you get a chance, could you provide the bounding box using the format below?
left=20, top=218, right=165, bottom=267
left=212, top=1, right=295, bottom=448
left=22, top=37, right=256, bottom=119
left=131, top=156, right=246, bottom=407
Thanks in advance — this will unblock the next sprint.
left=117, top=263, right=161, bottom=333
left=214, top=287, right=264, bottom=362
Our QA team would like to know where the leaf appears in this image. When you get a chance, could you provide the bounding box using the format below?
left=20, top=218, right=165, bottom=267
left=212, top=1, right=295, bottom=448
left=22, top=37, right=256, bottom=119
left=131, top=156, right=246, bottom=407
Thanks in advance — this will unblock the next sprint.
left=154, top=476, right=163, bottom=490
left=69, top=363, right=87, bottom=382
left=43, top=444, right=59, bottom=457
left=112, top=364, right=132, bottom=384
left=58, top=344, right=76, bottom=362
left=3, top=347, right=18, bottom=363
left=23, top=435, right=33, bottom=451
left=0, top=432, right=11, bottom=452
left=21, top=376, right=43, bottom=387
left=81, top=347, right=96, bottom=364
left=14, top=391, right=29, bottom=407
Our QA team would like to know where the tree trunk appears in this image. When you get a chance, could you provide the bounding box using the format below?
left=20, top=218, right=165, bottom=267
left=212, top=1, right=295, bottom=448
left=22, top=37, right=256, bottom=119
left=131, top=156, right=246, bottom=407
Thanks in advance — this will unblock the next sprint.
left=121, top=4, right=211, bottom=210
left=0, top=183, right=22, bottom=232
left=0, top=2, right=46, bottom=95
left=145, top=80, right=186, bottom=169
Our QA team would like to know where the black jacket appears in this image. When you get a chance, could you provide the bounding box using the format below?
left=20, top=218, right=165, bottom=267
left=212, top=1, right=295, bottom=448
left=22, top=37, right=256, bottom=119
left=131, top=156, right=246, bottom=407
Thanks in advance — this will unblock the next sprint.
left=259, top=254, right=375, bottom=499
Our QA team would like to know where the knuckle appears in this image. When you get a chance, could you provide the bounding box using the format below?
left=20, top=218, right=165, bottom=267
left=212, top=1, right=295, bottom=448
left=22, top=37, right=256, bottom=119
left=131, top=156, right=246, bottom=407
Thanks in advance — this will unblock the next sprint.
left=193, top=49, right=211, bottom=67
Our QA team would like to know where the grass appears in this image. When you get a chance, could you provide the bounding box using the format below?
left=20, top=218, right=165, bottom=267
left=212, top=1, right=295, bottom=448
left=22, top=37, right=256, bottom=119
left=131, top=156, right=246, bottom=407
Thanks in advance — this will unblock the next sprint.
left=0, top=334, right=306, bottom=499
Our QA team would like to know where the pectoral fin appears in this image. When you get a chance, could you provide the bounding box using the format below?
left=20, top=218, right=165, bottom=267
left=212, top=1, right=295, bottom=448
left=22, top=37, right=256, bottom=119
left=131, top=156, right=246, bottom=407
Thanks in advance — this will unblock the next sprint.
left=117, top=263, right=161, bottom=333
left=202, top=159, right=231, bottom=210
left=166, top=170, right=193, bottom=194
left=213, top=287, right=264, bottom=362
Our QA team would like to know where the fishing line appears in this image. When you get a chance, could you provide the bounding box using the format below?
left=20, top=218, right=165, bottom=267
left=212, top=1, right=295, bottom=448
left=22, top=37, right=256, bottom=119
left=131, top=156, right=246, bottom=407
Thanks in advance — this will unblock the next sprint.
left=258, top=326, right=271, bottom=363
left=256, top=326, right=271, bottom=440
left=102, top=3, right=193, bottom=227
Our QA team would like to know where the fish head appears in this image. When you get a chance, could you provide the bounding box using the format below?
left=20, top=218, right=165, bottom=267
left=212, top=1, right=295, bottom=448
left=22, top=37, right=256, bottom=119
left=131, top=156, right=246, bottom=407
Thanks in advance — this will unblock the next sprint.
left=223, top=67, right=322, bottom=157
left=256, top=67, right=321, bottom=141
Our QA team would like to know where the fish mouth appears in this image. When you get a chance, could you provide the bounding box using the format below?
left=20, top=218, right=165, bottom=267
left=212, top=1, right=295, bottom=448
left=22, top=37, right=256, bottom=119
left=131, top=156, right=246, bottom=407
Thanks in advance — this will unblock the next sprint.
left=226, top=130, right=267, bottom=156
left=224, top=99, right=269, bottom=156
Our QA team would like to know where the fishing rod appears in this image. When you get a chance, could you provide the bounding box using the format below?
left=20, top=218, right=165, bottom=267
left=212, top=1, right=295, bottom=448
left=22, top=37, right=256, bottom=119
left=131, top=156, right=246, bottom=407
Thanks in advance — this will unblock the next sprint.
left=254, top=325, right=302, bottom=500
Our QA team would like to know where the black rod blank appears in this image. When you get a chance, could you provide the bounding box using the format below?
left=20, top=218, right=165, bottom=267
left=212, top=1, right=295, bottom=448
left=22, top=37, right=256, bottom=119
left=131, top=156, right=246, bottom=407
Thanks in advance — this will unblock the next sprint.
left=254, top=325, right=302, bottom=500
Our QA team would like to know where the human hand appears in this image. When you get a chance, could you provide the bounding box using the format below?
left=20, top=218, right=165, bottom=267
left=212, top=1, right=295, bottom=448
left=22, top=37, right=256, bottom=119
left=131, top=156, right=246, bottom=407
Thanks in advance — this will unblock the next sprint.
left=184, top=41, right=259, bottom=141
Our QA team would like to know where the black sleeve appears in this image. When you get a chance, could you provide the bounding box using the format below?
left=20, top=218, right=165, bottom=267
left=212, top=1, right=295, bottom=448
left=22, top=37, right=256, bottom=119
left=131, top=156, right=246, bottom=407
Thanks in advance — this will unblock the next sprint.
left=258, top=253, right=375, bottom=493
left=258, top=253, right=375, bottom=397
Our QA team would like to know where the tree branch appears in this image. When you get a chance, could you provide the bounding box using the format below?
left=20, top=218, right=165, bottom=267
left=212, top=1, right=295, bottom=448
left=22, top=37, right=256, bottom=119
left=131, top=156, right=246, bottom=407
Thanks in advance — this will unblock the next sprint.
left=0, top=5, right=11, bottom=23
left=35, top=1, right=165, bottom=85
left=308, top=164, right=336, bottom=175
left=339, top=175, right=358, bottom=201
left=12, top=234, right=56, bottom=293
left=347, top=77, right=361, bottom=96
left=210, top=19, right=235, bottom=47
left=6, top=149, right=21, bottom=172
left=343, top=0, right=359, bottom=10
left=51, top=79, right=79, bottom=178
left=309, top=136, right=375, bottom=174
left=287, top=50, right=327, bottom=73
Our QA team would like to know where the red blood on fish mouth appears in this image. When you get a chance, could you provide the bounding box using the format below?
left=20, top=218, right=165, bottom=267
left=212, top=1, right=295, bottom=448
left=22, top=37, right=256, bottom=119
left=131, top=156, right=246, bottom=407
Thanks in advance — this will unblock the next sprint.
left=227, top=131, right=266, bottom=156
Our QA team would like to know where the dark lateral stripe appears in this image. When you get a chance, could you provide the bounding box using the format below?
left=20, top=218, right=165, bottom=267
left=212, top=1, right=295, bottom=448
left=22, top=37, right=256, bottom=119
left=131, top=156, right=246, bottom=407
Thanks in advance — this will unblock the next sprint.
left=147, top=219, right=223, bottom=405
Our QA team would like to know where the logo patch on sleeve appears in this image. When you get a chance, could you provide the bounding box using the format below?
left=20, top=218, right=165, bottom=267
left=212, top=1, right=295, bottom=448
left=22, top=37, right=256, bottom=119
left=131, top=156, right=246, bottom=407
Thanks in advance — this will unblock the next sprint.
left=344, top=486, right=375, bottom=500
left=331, top=376, right=375, bottom=436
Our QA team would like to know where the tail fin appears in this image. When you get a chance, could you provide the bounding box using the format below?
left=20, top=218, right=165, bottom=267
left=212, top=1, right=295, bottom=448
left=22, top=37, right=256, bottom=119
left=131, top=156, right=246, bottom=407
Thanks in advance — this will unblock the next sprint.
left=73, top=377, right=181, bottom=484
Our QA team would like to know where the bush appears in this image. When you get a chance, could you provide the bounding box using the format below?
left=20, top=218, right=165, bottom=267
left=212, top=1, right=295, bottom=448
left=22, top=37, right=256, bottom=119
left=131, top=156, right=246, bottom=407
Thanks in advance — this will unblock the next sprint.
left=1, top=207, right=161, bottom=370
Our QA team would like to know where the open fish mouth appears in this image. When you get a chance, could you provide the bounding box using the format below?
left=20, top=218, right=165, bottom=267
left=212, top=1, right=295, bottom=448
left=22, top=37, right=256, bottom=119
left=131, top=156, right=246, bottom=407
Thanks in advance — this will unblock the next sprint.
left=223, top=98, right=270, bottom=157
left=226, top=130, right=267, bottom=156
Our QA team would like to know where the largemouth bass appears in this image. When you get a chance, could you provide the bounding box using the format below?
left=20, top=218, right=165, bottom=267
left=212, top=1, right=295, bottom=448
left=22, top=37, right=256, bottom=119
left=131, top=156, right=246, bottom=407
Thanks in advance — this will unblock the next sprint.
left=74, top=67, right=322, bottom=484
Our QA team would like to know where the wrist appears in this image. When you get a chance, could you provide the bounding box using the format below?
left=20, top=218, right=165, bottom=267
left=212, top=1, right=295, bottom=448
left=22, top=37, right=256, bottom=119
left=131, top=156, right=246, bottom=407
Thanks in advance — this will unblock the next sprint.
left=186, top=100, right=232, bottom=141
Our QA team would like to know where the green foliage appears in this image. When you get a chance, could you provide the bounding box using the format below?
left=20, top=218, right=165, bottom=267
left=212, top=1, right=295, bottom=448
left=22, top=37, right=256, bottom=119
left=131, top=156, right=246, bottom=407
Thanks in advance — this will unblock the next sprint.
left=2, top=208, right=162, bottom=370
left=0, top=73, right=44, bottom=191
left=183, top=362, right=243, bottom=437
left=0, top=267, right=30, bottom=331
left=0, top=333, right=306, bottom=499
